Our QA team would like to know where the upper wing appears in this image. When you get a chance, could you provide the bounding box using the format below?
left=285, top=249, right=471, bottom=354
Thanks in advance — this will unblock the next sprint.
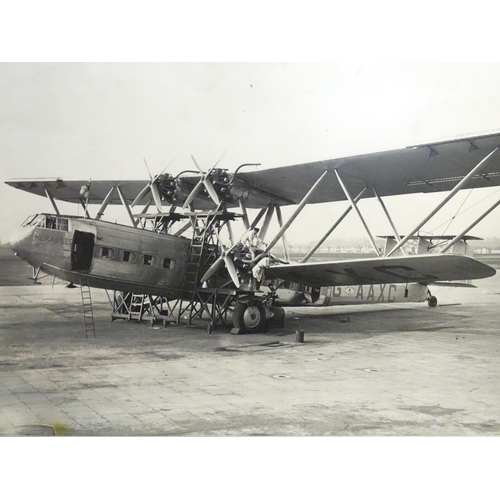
left=6, top=130, right=500, bottom=209
left=266, top=254, right=495, bottom=287
left=4, top=179, right=149, bottom=205
left=237, top=130, right=500, bottom=206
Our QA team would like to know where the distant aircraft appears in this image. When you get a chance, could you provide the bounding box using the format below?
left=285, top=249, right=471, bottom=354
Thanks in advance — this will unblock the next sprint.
left=5, top=131, right=500, bottom=333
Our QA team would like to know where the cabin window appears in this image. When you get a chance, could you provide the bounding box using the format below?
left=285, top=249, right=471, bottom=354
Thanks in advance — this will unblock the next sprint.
left=55, top=218, right=69, bottom=231
left=162, top=258, right=176, bottom=269
left=120, top=250, right=136, bottom=263
left=98, top=247, right=115, bottom=259
left=142, top=254, right=156, bottom=266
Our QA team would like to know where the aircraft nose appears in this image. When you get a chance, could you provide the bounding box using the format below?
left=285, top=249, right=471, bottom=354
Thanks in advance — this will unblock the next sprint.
left=5, top=225, right=35, bottom=257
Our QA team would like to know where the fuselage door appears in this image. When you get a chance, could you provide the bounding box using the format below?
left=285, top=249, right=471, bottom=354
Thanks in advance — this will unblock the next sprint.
left=71, top=230, right=95, bottom=272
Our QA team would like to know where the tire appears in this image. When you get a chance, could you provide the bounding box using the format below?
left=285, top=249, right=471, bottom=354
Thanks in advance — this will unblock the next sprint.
left=232, top=302, right=266, bottom=333
left=428, top=295, right=438, bottom=308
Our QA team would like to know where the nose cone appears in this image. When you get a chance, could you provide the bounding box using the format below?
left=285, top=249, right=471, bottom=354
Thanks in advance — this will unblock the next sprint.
left=5, top=225, right=35, bottom=258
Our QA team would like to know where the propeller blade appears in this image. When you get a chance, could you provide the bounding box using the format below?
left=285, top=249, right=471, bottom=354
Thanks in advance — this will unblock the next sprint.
left=133, top=158, right=173, bottom=210
left=207, top=148, right=228, bottom=175
left=226, top=220, right=235, bottom=245
left=200, top=257, right=224, bottom=283
left=203, top=178, right=220, bottom=205
left=156, top=158, right=174, bottom=179
left=224, top=255, right=240, bottom=288
left=228, top=228, right=251, bottom=253
left=131, top=184, right=152, bottom=207
left=150, top=183, right=163, bottom=212
left=190, top=155, right=204, bottom=174
left=143, top=158, right=153, bottom=180
left=183, top=180, right=204, bottom=208
left=140, top=194, right=153, bottom=213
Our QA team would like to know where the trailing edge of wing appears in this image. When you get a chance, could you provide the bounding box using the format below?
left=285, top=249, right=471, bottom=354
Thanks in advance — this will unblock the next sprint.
left=266, top=254, right=496, bottom=287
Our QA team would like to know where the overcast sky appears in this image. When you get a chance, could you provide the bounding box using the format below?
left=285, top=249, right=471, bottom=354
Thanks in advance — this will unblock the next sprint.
left=2, top=62, right=500, bottom=246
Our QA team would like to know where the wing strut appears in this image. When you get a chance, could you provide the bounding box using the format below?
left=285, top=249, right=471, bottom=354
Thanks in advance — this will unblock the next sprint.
left=95, top=187, right=116, bottom=220
left=335, top=170, right=381, bottom=256
left=116, top=186, right=138, bottom=228
left=301, top=187, right=367, bottom=263
left=239, top=199, right=250, bottom=230
left=266, top=170, right=330, bottom=253
left=372, top=186, right=406, bottom=256
left=250, top=207, right=267, bottom=230
left=275, top=205, right=290, bottom=263
left=388, top=146, right=500, bottom=257
left=259, top=205, right=275, bottom=241
left=44, top=188, right=60, bottom=215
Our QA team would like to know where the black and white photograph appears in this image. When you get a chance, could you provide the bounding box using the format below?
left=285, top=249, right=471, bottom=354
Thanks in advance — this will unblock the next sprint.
left=3, top=61, right=500, bottom=438
left=1, top=6, right=499, bottom=497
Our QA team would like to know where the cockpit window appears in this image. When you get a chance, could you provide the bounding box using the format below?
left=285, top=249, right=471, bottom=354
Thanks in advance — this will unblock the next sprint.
left=21, top=214, right=68, bottom=231
left=21, top=214, right=45, bottom=227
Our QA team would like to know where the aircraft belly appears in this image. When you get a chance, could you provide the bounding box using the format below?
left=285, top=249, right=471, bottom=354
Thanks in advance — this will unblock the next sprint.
left=43, top=264, right=183, bottom=298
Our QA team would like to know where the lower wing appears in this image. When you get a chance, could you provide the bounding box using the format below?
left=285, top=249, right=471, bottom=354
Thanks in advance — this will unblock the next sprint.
left=266, top=254, right=495, bottom=287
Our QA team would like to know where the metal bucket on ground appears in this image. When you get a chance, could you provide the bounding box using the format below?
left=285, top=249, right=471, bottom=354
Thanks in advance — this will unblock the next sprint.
left=295, top=329, right=305, bottom=343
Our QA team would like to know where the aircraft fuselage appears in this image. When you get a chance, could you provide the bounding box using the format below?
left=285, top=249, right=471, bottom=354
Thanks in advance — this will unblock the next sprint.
left=7, top=213, right=430, bottom=308
left=8, top=214, right=191, bottom=298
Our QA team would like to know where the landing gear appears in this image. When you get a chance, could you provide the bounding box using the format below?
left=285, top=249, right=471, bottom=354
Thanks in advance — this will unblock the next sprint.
left=232, top=302, right=266, bottom=333
left=427, top=295, right=438, bottom=308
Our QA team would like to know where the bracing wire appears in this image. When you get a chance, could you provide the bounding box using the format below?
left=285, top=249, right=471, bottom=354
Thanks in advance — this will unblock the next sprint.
left=427, top=185, right=500, bottom=234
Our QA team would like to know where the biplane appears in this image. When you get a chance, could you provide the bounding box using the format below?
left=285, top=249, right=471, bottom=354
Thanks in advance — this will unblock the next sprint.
left=5, top=130, right=500, bottom=334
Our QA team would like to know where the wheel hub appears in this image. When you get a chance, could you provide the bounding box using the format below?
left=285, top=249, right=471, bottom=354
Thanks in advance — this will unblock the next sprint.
left=243, top=305, right=261, bottom=328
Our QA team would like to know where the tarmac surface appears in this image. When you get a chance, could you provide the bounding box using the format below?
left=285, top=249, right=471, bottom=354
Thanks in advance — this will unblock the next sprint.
left=1, top=250, right=500, bottom=436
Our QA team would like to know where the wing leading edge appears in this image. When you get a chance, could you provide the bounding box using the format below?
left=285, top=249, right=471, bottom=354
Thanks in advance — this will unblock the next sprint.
left=266, top=254, right=495, bottom=287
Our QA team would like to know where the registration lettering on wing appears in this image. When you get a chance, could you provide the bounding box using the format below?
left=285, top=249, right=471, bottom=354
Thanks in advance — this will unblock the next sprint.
left=331, top=284, right=398, bottom=302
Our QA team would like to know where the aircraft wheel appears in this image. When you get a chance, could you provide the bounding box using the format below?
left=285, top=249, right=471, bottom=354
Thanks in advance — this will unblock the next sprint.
left=428, top=295, right=438, bottom=308
left=233, top=302, right=265, bottom=333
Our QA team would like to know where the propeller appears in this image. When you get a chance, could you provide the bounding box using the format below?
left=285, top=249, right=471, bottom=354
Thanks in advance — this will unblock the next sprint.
left=201, top=242, right=242, bottom=288
left=200, top=227, right=252, bottom=288
left=182, top=150, right=227, bottom=208
left=131, top=158, right=173, bottom=212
